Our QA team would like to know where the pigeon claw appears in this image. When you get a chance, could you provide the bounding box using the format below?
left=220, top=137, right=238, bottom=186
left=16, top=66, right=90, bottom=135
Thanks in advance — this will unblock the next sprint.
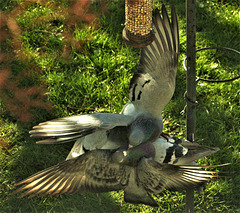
left=160, top=132, right=170, bottom=141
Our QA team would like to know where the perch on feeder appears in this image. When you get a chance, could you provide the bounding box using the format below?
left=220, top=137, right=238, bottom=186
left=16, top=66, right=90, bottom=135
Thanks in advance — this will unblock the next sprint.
left=123, top=0, right=155, bottom=47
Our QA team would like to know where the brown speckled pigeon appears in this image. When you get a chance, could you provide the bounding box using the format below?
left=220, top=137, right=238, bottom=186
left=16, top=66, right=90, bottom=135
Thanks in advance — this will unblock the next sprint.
left=12, top=136, right=220, bottom=207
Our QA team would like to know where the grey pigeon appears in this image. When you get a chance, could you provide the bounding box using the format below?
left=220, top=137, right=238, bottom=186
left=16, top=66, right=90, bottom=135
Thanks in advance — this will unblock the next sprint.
left=29, top=5, right=179, bottom=158
left=12, top=137, right=219, bottom=207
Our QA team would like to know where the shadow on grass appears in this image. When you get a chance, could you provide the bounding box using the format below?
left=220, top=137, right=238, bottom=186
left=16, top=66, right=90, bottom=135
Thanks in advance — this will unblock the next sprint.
left=6, top=193, right=122, bottom=212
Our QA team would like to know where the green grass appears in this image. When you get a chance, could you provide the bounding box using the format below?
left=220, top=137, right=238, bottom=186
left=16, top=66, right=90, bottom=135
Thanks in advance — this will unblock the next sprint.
left=0, top=0, right=239, bottom=212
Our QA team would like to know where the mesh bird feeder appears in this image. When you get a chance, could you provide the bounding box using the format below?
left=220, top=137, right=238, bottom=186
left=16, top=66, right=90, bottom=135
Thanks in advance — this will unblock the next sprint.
left=123, top=0, right=155, bottom=47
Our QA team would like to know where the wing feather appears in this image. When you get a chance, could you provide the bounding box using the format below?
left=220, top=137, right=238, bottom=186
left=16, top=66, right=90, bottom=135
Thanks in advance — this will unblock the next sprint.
left=12, top=150, right=128, bottom=198
left=29, top=113, right=134, bottom=144
left=129, top=6, right=179, bottom=117
left=137, top=158, right=217, bottom=194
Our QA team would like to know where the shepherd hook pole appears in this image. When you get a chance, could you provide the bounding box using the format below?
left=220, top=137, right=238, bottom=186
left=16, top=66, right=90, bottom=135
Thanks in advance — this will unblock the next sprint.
left=186, top=0, right=197, bottom=212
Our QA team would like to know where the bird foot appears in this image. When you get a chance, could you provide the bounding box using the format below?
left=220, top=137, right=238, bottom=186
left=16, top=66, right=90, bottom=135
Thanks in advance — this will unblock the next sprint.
left=160, top=132, right=170, bottom=141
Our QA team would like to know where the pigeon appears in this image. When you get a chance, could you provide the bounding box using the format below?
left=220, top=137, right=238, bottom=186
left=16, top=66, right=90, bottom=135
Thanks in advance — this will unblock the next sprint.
left=29, top=5, right=179, bottom=158
left=113, top=136, right=220, bottom=166
left=12, top=137, right=220, bottom=207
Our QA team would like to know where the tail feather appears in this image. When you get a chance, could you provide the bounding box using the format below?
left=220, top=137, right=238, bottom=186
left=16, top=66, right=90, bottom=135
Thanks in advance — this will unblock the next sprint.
left=173, top=140, right=220, bottom=165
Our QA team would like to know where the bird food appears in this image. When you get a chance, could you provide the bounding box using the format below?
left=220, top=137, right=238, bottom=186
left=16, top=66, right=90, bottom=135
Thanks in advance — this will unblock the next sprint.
left=123, top=0, right=155, bottom=47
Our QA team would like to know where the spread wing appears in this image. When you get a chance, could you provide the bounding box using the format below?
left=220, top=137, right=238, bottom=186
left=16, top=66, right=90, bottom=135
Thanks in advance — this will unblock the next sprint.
left=137, top=158, right=217, bottom=194
left=12, top=150, right=129, bottom=198
left=12, top=150, right=219, bottom=203
left=129, top=5, right=179, bottom=117
left=29, top=113, right=134, bottom=144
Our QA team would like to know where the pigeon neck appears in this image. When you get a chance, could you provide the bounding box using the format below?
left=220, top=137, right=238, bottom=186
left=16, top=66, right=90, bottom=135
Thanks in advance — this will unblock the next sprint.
left=112, top=142, right=156, bottom=166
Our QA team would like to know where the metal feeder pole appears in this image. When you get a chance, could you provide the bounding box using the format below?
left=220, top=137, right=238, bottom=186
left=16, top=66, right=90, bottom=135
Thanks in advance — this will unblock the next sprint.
left=185, top=0, right=197, bottom=212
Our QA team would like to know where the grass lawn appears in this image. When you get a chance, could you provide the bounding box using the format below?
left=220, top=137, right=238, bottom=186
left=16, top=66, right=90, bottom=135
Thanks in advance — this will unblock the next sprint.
left=0, top=0, right=239, bottom=212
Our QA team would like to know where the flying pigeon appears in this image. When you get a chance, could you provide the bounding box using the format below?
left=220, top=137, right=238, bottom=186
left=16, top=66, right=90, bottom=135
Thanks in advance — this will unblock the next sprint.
left=29, top=5, right=179, bottom=157
left=12, top=137, right=220, bottom=207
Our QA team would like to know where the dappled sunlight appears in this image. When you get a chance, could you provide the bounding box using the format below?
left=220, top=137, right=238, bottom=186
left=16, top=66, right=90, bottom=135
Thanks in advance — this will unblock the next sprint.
left=0, top=0, right=107, bottom=122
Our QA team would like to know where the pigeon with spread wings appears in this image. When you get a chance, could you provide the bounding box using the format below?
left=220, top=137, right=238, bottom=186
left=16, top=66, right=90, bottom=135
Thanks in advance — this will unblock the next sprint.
left=29, top=5, right=179, bottom=158
left=12, top=138, right=220, bottom=207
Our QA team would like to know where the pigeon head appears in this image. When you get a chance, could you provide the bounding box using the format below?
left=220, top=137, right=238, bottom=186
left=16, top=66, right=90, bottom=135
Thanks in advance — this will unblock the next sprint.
left=128, top=114, right=163, bottom=146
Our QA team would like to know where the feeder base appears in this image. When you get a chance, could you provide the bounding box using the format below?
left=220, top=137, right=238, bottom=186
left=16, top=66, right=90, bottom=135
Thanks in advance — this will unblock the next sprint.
left=122, top=27, right=155, bottom=48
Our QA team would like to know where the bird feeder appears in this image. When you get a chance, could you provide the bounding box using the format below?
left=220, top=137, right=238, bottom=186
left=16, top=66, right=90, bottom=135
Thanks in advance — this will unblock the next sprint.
left=123, top=0, right=155, bottom=47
